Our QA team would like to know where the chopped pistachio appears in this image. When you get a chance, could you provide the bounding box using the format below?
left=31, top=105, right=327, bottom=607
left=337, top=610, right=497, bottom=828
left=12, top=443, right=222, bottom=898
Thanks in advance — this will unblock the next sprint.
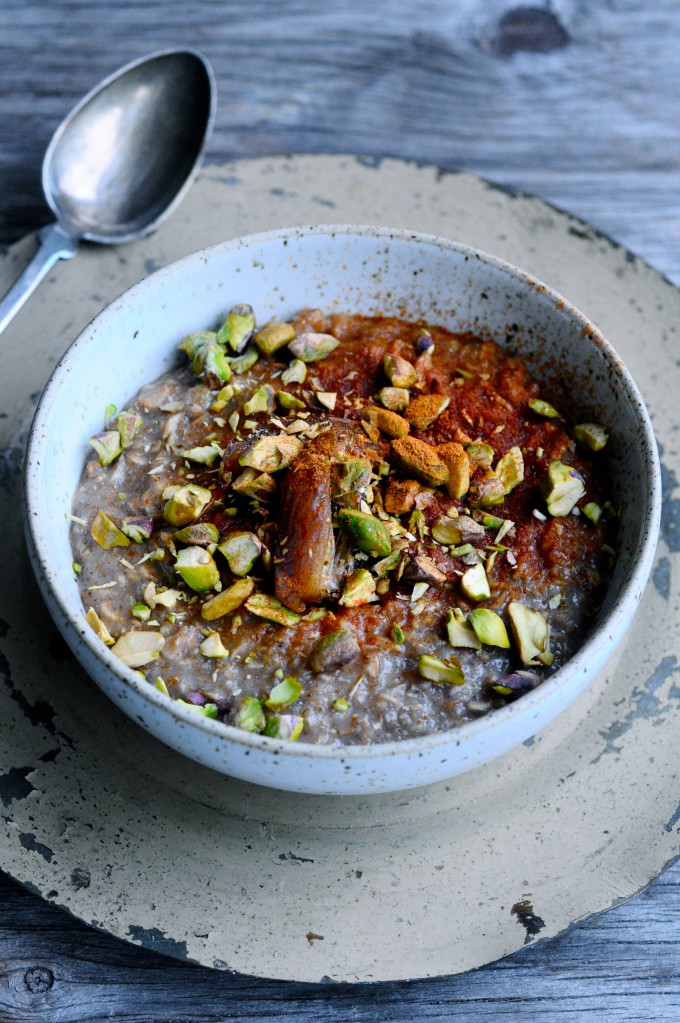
left=239, top=434, right=302, bottom=473
left=362, top=406, right=410, bottom=439
left=234, top=697, right=266, bottom=733
left=330, top=458, right=372, bottom=497
left=163, top=484, right=212, bottom=526
left=111, top=630, right=165, bottom=668
left=231, top=468, right=278, bottom=500
left=437, top=442, right=470, bottom=499
left=254, top=321, right=296, bottom=356
left=72, top=562, right=82, bottom=574
left=117, top=411, right=143, bottom=448
left=199, top=632, right=229, bottom=657
left=192, top=342, right=232, bottom=386
left=288, top=331, right=339, bottom=362
left=277, top=390, right=306, bottom=411
left=265, top=675, right=302, bottom=710
left=378, top=386, right=410, bottom=411
left=309, top=629, right=360, bottom=673
left=495, top=519, right=515, bottom=544
left=174, top=546, right=220, bottom=591
left=467, top=608, right=511, bottom=648
left=474, top=472, right=506, bottom=509
left=262, top=714, right=304, bottom=741
left=384, top=353, right=416, bottom=388
left=583, top=501, right=602, bottom=524
left=155, top=676, right=170, bottom=696
left=317, top=391, right=337, bottom=411
left=405, top=394, right=450, bottom=430
left=120, top=516, right=153, bottom=543
left=480, top=513, right=503, bottom=530
left=210, top=383, right=235, bottom=412
left=228, top=411, right=240, bottom=433
left=332, top=697, right=350, bottom=713
left=445, top=608, right=481, bottom=649
left=417, top=654, right=465, bottom=686
left=218, top=531, right=263, bottom=575
left=337, top=508, right=392, bottom=558
left=230, top=346, right=260, bottom=374
left=339, top=568, right=378, bottom=607
left=372, top=547, right=403, bottom=577
left=464, top=442, right=495, bottom=469
left=245, top=592, right=301, bottom=626
left=573, top=422, right=609, bottom=451
left=450, top=543, right=474, bottom=557
left=243, top=383, right=276, bottom=416
left=131, top=602, right=151, bottom=622
left=201, top=578, right=254, bottom=620
left=177, top=699, right=219, bottom=719
left=104, top=402, right=117, bottom=423
left=460, top=562, right=490, bottom=602
left=390, top=436, right=449, bottom=487
left=91, top=510, right=131, bottom=549
left=178, top=330, right=218, bottom=359
left=391, top=622, right=405, bottom=644
left=85, top=608, right=115, bottom=645
left=89, top=430, right=123, bottom=467
left=152, top=587, right=183, bottom=608
left=495, top=446, right=524, bottom=495
left=281, top=358, right=307, bottom=385
left=173, top=522, right=220, bottom=546
left=217, top=303, right=256, bottom=352
left=541, top=461, right=586, bottom=516
left=177, top=442, right=223, bottom=466
left=528, top=398, right=561, bottom=419
left=507, top=601, right=554, bottom=665
left=410, top=581, right=429, bottom=602
left=408, top=508, right=426, bottom=541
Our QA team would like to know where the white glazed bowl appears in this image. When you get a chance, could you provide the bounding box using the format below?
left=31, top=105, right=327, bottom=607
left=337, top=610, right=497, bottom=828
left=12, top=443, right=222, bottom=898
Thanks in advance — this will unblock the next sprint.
left=25, top=226, right=661, bottom=795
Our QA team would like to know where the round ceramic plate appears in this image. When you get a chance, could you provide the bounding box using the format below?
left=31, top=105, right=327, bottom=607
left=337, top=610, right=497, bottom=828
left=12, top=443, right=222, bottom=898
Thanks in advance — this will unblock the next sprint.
left=1, top=156, right=678, bottom=983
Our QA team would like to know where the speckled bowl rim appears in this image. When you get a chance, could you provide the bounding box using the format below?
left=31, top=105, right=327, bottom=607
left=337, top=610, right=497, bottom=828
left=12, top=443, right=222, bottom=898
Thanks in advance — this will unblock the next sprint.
left=24, top=224, right=662, bottom=767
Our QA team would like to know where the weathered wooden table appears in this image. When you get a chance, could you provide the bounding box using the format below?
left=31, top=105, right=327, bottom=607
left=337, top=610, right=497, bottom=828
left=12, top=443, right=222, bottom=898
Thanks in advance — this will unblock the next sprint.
left=1, top=2, right=679, bottom=1019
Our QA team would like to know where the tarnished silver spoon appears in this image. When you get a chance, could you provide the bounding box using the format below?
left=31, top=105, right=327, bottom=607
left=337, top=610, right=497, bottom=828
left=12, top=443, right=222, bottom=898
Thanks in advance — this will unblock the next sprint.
left=0, top=48, right=215, bottom=334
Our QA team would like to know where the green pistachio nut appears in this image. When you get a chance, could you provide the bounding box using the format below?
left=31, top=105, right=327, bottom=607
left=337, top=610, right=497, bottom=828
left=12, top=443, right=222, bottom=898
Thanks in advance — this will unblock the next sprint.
left=243, top=383, right=276, bottom=416
left=432, top=514, right=485, bottom=546
left=231, top=468, right=278, bottom=501
left=178, top=442, right=224, bottom=466
left=391, top=622, right=405, bottom=644
left=508, top=601, right=554, bottom=665
left=460, top=562, right=490, bottom=602
left=217, top=303, right=256, bottom=352
left=111, top=630, right=165, bottom=668
left=417, top=654, right=465, bottom=686
left=337, top=508, right=392, bottom=558
left=528, top=398, right=561, bottom=419
left=372, top=547, right=404, bottom=577
left=177, top=699, right=219, bottom=719
left=192, top=343, right=232, bottom=387
left=234, top=697, right=266, bottom=733
left=276, top=390, right=306, bottom=411
left=384, top=354, right=416, bottom=388
left=163, top=484, right=212, bottom=526
left=445, top=608, right=481, bottom=649
left=464, top=443, right=495, bottom=469
left=218, top=531, right=263, bottom=575
left=210, top=383, right=235, bottom=412
left=239, top=434, right=302, bottom=473
left=178, top=331, right=218, bottom=359
left=280, top=358, right=307, bottom=385
left=117, top=411, right=143, bottom=448
left=131, top=603, right=151, bottom=622
left=541, top=461, right=586, bottom=516
left=495, top=446, right=524, bottom=495
left=330, top=459, right=372, bottom=497
left=474, top=472, right=506, bottom=509
left=244, top=593, right=301, bottom=626
left=582, top=501, right=602, bottom=524
left=199, top=632, right=229, bottom=657
left=174, top=546, right=220, bottom=592
left=573, top=423, right=609, bottom=451
left=467, top=608, right=511, bottom=648
left=265, top=675, right=302, bottom=710
left=229, top=346, right=259, bottom=374
left=91, top=510, right=131, bottom=549
left=201, top=577, right=254, bottom=620
left=89, top=431, right=123, bottom=467
left=288, top=331, right=339, bottom=362
left=339, top=568, right=377, bottom=607
left=332, top=697, right=350, bottom=713
left=479, top=513, right=503, bottom=530
left=263, top=714, right=304, bottom=740
left=85, top=608, right=115, bottom=645
left=173, top=522, right=220, bottom=546
left=120, top=516, right=153, bottom=543
left=254, top=321, right=297, bottom=356
left=309, top=629, right=360, bottom=673
left=378, top=386, right=410, bottom=411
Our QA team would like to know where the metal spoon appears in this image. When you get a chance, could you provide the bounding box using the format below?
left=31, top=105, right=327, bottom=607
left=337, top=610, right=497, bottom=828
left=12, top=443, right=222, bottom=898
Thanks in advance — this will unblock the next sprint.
left=0, top=48, right=215, bottom=334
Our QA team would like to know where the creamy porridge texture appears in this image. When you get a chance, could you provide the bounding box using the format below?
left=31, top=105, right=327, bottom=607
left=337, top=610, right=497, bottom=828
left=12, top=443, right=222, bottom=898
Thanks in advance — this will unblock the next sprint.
left=71, top=305, right=614, bottom=745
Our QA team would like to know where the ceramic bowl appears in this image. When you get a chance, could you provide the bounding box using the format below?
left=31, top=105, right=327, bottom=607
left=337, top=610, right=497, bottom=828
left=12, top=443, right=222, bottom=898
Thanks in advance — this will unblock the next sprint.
left=24, top=226, right=661, bottom=795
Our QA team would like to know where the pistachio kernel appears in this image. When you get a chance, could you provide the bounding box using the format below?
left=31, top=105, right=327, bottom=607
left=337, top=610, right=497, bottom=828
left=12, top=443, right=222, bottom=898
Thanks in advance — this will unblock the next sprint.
left=467, top=608, right=511, bottom=648
left=243, top=383, right=276, bottom=416
left=460, top=562, right=491, bottom=602
left=217, top=531, right=263, bottom=575
left=110, top=630, right=165, bottom=668
left=254, top=321, right=296, bottom=356
left=541, top=461, right=586, bottom=517
left=91, top=510, right=131, bottom=549
left=378, top=386, right=410, bottom=412
left=244, top=593, right=301, bottom=626
left=234, top=697, right=266, bottom=733
left=445, top=608, right=481, bottom=650
left=507, top=601, right=554, bottom=666
left=85, top=608, right=115, bottom=645
left=288, top=331, right=339, bottom=362
left=337, top=509, right=392, bottom=558
left=309, top=630, right=360, bottom=673
left=528, top=398, right=561, bottom=419
left=263, top=714, right=304, bottom=741
left=217, top=303, right=256, bottom=353
left=280, top=358, right=307, bottom=386
left=174, top=546, right=220, bottom=592
left=89, top=431, right=123, bottom=467
left=573, top=423, right=609, bottom=451
left=163, top=484, right=212, bottom=526
left=199, top=632, right=229, bottom=657
left=265, top=676, right=302, bottom=710
left=339, top=568, right=378, bottom=607
left=201, top=578, right=254, bottom=620
left=384, top=353, right=417, bottom=388
left=417, top=654, right=465, bottom=686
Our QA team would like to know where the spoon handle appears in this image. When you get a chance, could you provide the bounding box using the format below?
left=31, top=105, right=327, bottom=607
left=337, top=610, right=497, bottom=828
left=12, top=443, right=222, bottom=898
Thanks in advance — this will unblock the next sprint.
left=0, top=223, right=77, bottom=334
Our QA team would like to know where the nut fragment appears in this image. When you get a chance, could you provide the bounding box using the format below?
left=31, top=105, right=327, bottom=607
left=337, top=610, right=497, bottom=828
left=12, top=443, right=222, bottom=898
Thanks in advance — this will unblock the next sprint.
left=404, top=394, right=450, bottom=430
left=573, top=423, right=609, bottom=451
left=234, top=697, right=266, bottom=733
left=362, top=406, right=410, bottom=439
left=541, top=461, right=585, bottom=516
left=528, top=397, right=561, bottom=419
left=217, top=303, right=255, bottom=353
left=337, top=508, right=392, bottom=557
left=474, top=472, right=506, bottom=509
left=163, top=484, right=212, bottom=526
left=390, top=436, right=449, bottom=487
left=218, top=531, right=263, bottom=575
left=254, top=321, right=296, bottom=356
left=384, top=353, right=416, bottom=388
left=244, top=592, right=301, bottom=626
left=239, top=434, right=302, bottom=472
left=467, top=608, right=510, bottom=648
left=403, top=555, right=446, bottom=584
left=175, top=546, right=220, bottom=591
left=384, top=477, right=420, bottom=515
left=85, top=608, right=115, bottom=645
left=231, top=468, right=278, bottom=500
left=281, top=359, right=307, bottom=385
left=437, top=442, right=470, bottom=499
left=173, top=522, right=220, bottom=546
left=445, top=608, right=481, bottom=650
left=460, top=562, right=490, bottom=602
left=417, top=654, right=465, bottom=686
left=495, top=446, right=524, bottom=495
left=89, top=431, right=122, bottom=467
left=243, top=383, right=276, bottom=416
left=432, top=514, right=485, bottom=546
left=201, top=578, right=254, bottom=620
left=508, top=602, right=554, bottom=665
left=91, top=510, right=131, bottom=549
left=339, top=568, right=378, bottom=607
left=117, top=411, right=143, bottom=448
left=378, top=386, right=410, bottom=411
left=111, top=630, right=165, bottom=668
left=288, top=332, right=339, bottom=362
left=309, top=629, right=360, bottom=673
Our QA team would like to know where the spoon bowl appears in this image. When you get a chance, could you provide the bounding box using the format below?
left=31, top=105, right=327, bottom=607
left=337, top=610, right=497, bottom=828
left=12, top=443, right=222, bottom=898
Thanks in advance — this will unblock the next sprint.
left=0, top=49, right=215, bottom=333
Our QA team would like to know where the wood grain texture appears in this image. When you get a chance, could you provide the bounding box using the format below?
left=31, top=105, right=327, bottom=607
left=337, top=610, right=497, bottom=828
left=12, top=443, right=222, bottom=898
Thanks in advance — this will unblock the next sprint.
left=1, top=0, right=680, bottom=1019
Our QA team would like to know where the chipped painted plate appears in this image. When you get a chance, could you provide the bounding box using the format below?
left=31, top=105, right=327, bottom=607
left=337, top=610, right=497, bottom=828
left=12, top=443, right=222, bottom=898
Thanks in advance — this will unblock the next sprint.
left=1, top=156, right=678, bottom=981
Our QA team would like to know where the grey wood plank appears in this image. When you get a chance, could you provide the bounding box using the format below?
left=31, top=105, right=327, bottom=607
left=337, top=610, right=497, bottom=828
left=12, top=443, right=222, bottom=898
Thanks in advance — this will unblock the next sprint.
left=1, top=0, right=679, bottom=1018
